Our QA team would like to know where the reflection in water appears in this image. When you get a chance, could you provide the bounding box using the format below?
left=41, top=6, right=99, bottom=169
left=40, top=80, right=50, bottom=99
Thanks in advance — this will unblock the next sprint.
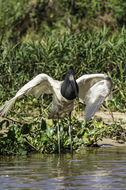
left=0, top=147, right=126, bottom=189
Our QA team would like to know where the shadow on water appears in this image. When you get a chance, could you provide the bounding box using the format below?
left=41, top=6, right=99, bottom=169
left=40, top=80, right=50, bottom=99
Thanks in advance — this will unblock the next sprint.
left=1, top=146, right=126, bottom=189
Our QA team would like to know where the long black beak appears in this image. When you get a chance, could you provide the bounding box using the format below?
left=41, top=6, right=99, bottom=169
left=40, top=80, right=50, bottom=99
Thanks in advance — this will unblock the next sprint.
left=70, top=75, right=78, bottom=98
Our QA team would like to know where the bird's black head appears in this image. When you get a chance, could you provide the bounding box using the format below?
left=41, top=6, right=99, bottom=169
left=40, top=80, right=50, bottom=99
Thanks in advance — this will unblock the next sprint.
left=66, top=68, right=74, bottom=75
left=61, top=69, right=79, bottom=100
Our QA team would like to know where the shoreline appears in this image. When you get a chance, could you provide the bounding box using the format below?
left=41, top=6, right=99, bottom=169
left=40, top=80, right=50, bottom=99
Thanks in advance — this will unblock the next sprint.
left=98, top=138, right=126, bottom=147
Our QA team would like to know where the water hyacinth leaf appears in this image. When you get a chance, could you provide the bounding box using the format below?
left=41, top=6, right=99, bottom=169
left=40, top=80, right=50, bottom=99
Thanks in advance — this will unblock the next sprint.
left=46, top=126, right=54, bottom=137
left=41, top=135, right=48, bottom=143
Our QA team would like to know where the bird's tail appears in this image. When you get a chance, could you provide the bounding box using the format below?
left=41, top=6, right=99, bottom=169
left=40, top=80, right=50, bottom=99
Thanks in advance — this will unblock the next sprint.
left=0, top=97, right=17, bottom=117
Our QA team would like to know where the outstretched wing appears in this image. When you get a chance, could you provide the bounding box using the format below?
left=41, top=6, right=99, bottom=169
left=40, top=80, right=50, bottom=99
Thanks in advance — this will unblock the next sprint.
left=0, top=74, right=58, bottom=116
left=77, top=74, right=113, bottom=121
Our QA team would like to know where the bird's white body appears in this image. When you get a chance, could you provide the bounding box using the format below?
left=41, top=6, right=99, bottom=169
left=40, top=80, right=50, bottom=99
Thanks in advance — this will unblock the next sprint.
left=0, top=73, right=113, bottom=121
left=0, top=74, right=74, bottom=118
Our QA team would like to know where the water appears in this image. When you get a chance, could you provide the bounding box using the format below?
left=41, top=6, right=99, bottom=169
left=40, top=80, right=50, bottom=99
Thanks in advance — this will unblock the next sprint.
left=0, top=146, right=126, bottom=190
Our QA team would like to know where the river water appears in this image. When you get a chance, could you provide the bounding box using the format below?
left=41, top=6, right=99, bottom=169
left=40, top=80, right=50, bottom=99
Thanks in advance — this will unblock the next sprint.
left=0, top=146, right=126, bottom=190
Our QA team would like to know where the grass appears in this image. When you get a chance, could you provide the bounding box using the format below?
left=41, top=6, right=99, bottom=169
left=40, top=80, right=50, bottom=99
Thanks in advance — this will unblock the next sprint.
left=0, top=28, right=126, bottom=155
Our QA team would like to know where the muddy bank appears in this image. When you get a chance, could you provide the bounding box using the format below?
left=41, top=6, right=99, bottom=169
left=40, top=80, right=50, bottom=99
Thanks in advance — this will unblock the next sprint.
left=94, top=111, right=126, bottom=125
left=78, top=111, right=126, bottom=147
left=98, top=138, right=126, bottom=147
left=78, top=111, right=126, bottom=125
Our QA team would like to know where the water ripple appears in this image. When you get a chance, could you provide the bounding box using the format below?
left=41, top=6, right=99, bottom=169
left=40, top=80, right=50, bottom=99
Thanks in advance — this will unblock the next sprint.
left=0, top=147, right=126, bottom=190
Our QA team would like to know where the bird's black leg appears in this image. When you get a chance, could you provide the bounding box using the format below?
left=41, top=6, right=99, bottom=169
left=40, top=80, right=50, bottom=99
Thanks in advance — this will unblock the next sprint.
left=57, top=114, right=60, bottom=154
left=69, top=112, right=72, bottom=153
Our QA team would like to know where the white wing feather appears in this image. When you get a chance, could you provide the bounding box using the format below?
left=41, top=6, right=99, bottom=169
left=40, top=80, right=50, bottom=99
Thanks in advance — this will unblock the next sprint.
left=77, top=74, right=106, bottom=101
left=0, top=74, right=57, bottom=116
left=85, top=80, right=110, bottom=121
left=77, top=74, right=113, bottom=121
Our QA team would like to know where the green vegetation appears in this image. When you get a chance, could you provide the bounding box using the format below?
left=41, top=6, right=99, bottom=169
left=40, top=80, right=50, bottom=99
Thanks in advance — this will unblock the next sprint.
left=1, top=0, right=126, bottom=42
left=0, top=0, right=126, bottom=155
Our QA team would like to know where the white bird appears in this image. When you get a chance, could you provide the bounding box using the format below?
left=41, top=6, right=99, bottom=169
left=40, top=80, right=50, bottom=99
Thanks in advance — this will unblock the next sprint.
left=0, top=69, right=79, bottom=154
left=0, top=71, right=113, bottom=153
left=76, top=73, right=113, bottom=121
